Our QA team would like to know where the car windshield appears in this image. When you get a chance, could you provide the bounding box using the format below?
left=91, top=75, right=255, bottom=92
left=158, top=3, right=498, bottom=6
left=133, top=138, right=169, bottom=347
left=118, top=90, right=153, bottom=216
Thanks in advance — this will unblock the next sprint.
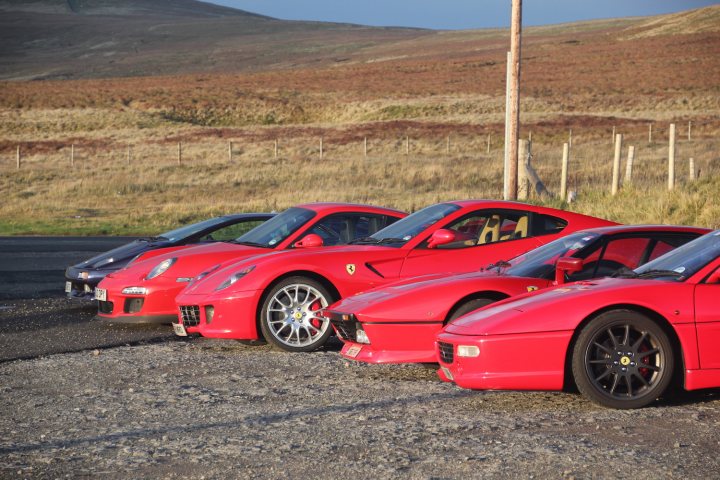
left=505, top=231, right=601, bottom=278
left=159, top=217, right=230, bottom=243
left=233, top=207, right=316, bottom=248
left=633, top=230, right=720, bottom=282
left=364, top=203, right=461, bottom=247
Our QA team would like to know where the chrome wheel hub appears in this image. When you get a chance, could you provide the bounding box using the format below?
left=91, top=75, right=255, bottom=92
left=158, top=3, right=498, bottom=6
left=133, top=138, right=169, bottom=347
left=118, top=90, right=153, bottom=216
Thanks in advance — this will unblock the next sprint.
left=266, top=284, right=329, bottom=347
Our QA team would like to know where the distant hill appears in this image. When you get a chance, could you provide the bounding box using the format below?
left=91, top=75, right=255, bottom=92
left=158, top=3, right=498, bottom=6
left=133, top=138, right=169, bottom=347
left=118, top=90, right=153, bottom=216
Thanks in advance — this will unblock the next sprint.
left=0, top=0, right=264, bottom=17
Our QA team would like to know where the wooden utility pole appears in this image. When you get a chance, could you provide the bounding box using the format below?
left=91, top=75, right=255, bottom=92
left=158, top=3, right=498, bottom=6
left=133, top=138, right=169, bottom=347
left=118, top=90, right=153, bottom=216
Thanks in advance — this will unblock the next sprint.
left=668, top=123, right=676, bottom=190
left=503, top=51, right=511, bottom=199
left=611, top=133, right=623, bottom=195
left=507, top=0, right=522, bottom=200
left=517, top=139, right=530, bottom=200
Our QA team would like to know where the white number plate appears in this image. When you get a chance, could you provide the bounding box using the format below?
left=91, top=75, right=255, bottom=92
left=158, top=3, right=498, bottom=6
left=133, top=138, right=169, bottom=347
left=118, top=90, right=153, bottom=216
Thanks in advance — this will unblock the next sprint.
left=65, top=281, right=72, bottom=293
left=345, top=345, right=362, bottom=358
left=94, top=288, right=107, bottom=301
left=173, top=323, right=188, bottom=336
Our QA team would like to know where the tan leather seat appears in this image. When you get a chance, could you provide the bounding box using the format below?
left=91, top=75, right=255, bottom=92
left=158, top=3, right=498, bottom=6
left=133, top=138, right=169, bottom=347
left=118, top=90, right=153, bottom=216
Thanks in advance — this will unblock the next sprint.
left=477, top=215, right=501, bottom=244
left=512, top=216, right=528, bottom=239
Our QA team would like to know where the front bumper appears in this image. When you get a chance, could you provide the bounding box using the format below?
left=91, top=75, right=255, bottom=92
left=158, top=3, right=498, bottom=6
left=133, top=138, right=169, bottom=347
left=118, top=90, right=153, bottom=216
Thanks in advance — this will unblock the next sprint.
left=95, top=275, right=185, bottom=324
left=174, top=289, right=263, bottom=339
left=326, top=310, right=443, bottom=364
left=435, top=330, right=573, bottom=391
left=64, top=266, right=111, bottom=300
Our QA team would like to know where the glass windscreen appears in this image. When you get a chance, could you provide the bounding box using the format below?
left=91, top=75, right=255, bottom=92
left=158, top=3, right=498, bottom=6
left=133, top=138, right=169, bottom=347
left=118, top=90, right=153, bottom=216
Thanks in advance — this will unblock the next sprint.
left=504, top=231, right=601, bottom=278
left=361, top=203, right=462, bottom=247
left=233, top=208, right=316, bottom=248
left=160, top=217, right=230, bottom=243
left=633, top=230, right=720, bottom=282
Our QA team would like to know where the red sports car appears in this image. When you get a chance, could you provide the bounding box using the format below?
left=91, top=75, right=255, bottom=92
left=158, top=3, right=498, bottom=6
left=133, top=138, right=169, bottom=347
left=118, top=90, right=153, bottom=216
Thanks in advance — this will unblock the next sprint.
left=95, top=203, right=405, bottom=323
left=436, top=230, right=720, bottom=409
left=174, top=200, right=616, bottom=352
left=327, top=225, right=708, bottom=364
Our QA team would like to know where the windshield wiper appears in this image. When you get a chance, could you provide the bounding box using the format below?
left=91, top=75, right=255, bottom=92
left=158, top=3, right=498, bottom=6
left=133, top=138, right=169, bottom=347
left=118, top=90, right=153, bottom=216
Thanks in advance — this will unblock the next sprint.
left=611, top=267, right=638, bottom=278
left=232, top=240, right=270, bottom=248
left=348, top=237, right=380, bottom=245
left=637, top=269, right=684, bottom=279
left=486, top=260, right=512, bottom=272
left=377, top=237, right=407, bottom=244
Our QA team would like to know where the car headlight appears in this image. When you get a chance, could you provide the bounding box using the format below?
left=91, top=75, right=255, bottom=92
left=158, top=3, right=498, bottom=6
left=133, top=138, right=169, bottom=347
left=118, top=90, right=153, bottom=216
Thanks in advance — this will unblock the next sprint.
left=215, top=266, right=255, bottom=291
left=457, top=345, right=480, bottom=358
left=146, top=258, right=177, bottom=280
left=193, top=264, right=221, bottom=284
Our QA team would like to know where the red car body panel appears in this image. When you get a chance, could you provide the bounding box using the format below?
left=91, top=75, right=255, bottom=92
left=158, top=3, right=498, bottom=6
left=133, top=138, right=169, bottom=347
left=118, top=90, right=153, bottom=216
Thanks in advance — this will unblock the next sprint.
left=95, top=203, right=406, bottom=323
left=329, top=225, right=708, bottom=364
left=436, top=239, right=720, bottom=393
left=176, top=201, right=617, bottom=340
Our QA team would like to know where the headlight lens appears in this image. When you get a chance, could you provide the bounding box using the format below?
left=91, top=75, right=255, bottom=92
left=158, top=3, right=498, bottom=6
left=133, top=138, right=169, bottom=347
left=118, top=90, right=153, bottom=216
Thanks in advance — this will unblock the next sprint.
left=146, top=258, right=177, bottom=280
left=355, top=327, right=371, bottom=345
left=457, top=345, right=480, bottom=358
left=194, top=264, right=221, bottom=283
left=215, top=266, right=256, bottom=291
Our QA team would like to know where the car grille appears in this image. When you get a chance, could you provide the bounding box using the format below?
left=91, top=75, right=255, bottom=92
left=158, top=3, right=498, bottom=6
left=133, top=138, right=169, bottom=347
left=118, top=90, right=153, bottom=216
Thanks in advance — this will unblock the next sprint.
left=98, top=301, right=114, bottom=314
left=329, top=315, right=358, bottom=342
left=438, top=342, right=454, bottom=364
left=180, top=305, right=201, bottom=327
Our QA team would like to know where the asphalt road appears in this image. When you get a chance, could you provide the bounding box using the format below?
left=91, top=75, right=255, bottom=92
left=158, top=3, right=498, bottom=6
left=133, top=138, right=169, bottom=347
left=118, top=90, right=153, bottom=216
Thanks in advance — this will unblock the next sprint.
left=0, top=236, right=178, bottom=362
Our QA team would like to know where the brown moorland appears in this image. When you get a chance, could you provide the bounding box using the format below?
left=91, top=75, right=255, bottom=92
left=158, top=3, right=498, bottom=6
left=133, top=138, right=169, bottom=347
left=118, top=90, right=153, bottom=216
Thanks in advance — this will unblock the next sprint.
left=0, top=2, right=718, bottom=234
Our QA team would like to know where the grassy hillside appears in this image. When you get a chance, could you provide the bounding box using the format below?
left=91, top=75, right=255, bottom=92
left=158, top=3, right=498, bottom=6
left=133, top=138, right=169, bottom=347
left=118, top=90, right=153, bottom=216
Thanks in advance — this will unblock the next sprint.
left=0, top=4, right=718, bottom=234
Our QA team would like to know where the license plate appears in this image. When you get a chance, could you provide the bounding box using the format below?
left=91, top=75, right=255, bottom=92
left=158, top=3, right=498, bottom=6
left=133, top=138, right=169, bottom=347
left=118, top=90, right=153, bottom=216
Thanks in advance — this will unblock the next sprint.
left=345, top=345, right=362, bottom=358
left=65, top=281, right=72, bottom=293
left=441, top=366, right=454, bottom=381
left=173, top=323, right=188, bottom=336
left=94, top=288, right=107, bottom=301
left=84, top=284, right=93, bottom=293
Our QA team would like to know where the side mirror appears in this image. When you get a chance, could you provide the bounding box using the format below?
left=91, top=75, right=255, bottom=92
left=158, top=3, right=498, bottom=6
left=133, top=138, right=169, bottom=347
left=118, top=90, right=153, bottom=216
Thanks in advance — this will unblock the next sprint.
left=427, top=229, right=456, bottom=249
left=707, top=269, right=720, bottom=284
left=294, top=234, right=324, bottom=248
left=555, top=257, right=583, bottom=284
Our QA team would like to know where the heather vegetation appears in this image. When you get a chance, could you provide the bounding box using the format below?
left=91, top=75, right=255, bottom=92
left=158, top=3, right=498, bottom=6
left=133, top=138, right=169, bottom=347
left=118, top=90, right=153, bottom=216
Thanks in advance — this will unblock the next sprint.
left=0, top=5, right=718, bottom=235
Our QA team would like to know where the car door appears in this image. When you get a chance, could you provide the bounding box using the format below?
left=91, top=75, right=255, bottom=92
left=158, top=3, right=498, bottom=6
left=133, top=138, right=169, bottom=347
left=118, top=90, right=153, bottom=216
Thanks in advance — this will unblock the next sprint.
left=399, top=209, right=544, bottom=277
left=694, top=264, right=720, bottom=369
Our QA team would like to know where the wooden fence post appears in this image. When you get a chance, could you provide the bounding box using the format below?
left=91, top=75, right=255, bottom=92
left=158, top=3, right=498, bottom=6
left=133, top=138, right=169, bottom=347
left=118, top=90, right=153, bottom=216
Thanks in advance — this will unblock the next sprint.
left=625, top=145, right=635, bottom=183
left=274, top=139, right=278, bottom=159
left=320, top=137, right=324, bottom=159
left=611, top=133, right=623, bottom=195
left=71, top=144, right=75, bottom=167
left=688, top=121, right=692, bottom=141
left=689, top=157, right=696, bottom=181
left=228, top=141, right=233, bottom=162
left=364, top=137, right=367, bottom=158
left=16, top=146, right=20, bottom=170
left=517, top=139, right=530, bottom=200
left=560, top=142, right=569, bottom=202
left=611, top=126, right=616, bottom=145
left=648, top=124, right=653, bottom=144
left=486, top=134, right=491, bottom=154
left=668, top=123, right=676, bottom=190
left=568, top=129, right=573, bottom=148
left=177, top=142, right=182, bottom=164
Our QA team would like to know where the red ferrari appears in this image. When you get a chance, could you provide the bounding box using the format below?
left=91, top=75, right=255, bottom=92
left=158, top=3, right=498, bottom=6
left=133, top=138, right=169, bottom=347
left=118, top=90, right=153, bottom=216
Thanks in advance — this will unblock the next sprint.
left=436, top=230, right=720, bottom=409
left=327, top=225, right=708, bottom=364
left=174, top=200, right=616, bottom=352
left=95, top=203, right=406, bottom=323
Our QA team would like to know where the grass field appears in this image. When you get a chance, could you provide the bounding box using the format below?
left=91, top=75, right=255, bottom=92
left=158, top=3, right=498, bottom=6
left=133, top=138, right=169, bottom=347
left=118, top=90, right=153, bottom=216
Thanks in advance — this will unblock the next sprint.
left=0, top=5, right=718, bottom=235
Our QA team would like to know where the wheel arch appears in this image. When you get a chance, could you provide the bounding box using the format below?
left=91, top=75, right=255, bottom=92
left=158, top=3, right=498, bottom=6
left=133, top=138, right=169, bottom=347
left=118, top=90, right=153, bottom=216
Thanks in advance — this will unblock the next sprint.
left=254, top=270, right=341, bottom=339
left=562, top=303, right=685, bottom=392
left=444, top=291, right=509, bottom=325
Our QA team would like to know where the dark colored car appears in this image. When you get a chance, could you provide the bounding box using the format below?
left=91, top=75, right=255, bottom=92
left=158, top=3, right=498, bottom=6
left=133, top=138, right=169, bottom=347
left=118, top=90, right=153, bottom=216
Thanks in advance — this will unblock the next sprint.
left=64, top=213, right=274, bottom=300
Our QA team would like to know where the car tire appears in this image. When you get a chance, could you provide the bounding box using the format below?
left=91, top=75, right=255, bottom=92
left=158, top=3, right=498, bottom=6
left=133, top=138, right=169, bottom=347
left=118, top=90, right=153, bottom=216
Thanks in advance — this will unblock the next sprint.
left=259, top=276, right=336, bottom=353
left=572, top=310, right=674, bottom=409
left=447, top=297, right=496, bottom=323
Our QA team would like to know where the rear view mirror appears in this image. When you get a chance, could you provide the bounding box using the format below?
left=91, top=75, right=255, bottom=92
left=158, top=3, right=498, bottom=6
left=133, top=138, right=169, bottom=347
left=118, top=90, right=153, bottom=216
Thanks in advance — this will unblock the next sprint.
left=555, top=257, right=583, bottom=284
left=294, top=234, right=324, bottom=248
left=427, top=229, right=456, bottom=249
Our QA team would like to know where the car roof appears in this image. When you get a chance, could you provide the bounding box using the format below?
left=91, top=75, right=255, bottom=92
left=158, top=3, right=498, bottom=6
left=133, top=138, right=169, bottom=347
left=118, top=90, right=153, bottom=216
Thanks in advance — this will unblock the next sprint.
left=219, top=213, right=276, bottom=220
left=293, top=203, right=406, bottom=216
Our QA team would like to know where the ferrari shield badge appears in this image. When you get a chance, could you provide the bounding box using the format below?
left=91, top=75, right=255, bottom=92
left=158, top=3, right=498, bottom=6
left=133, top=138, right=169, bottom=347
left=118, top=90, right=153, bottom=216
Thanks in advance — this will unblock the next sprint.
left=346, top=264, right=356, bottom=275
left=526, top=286, right=539, bottom=292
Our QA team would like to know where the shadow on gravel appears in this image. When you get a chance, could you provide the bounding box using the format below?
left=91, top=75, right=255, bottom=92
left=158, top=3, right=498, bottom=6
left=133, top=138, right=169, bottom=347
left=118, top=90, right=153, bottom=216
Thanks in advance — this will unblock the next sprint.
left=0, top=390, right=474, bottom=455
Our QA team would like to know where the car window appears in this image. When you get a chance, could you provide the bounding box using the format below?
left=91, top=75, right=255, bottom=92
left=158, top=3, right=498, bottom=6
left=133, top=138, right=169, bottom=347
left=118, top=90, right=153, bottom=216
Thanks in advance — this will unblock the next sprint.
left=198, top=220, right=267, bottom=242
left=433, top=211, right=531, bottom=249
left=569, top=237, right=650, bottom=281
left=531, top=214, right=568, bottom=236
left=305, top=214, right=397, bottom=246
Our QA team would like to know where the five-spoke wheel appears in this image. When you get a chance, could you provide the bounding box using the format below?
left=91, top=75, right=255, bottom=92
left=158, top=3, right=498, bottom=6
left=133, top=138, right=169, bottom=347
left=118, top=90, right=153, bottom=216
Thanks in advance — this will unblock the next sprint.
left=260, top=277, right=336, bottom=352
left=572, top=310, right=674, bottom=409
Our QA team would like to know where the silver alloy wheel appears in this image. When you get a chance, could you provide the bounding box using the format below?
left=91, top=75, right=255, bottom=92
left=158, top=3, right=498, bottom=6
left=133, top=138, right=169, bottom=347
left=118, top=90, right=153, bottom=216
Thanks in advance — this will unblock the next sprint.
left=264, top=283, right=330, bottom=348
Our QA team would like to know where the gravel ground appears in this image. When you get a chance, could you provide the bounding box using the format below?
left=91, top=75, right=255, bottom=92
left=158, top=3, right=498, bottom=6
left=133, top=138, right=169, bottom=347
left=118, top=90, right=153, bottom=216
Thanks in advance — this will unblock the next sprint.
left=2, top=297, right=720, bottom=479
